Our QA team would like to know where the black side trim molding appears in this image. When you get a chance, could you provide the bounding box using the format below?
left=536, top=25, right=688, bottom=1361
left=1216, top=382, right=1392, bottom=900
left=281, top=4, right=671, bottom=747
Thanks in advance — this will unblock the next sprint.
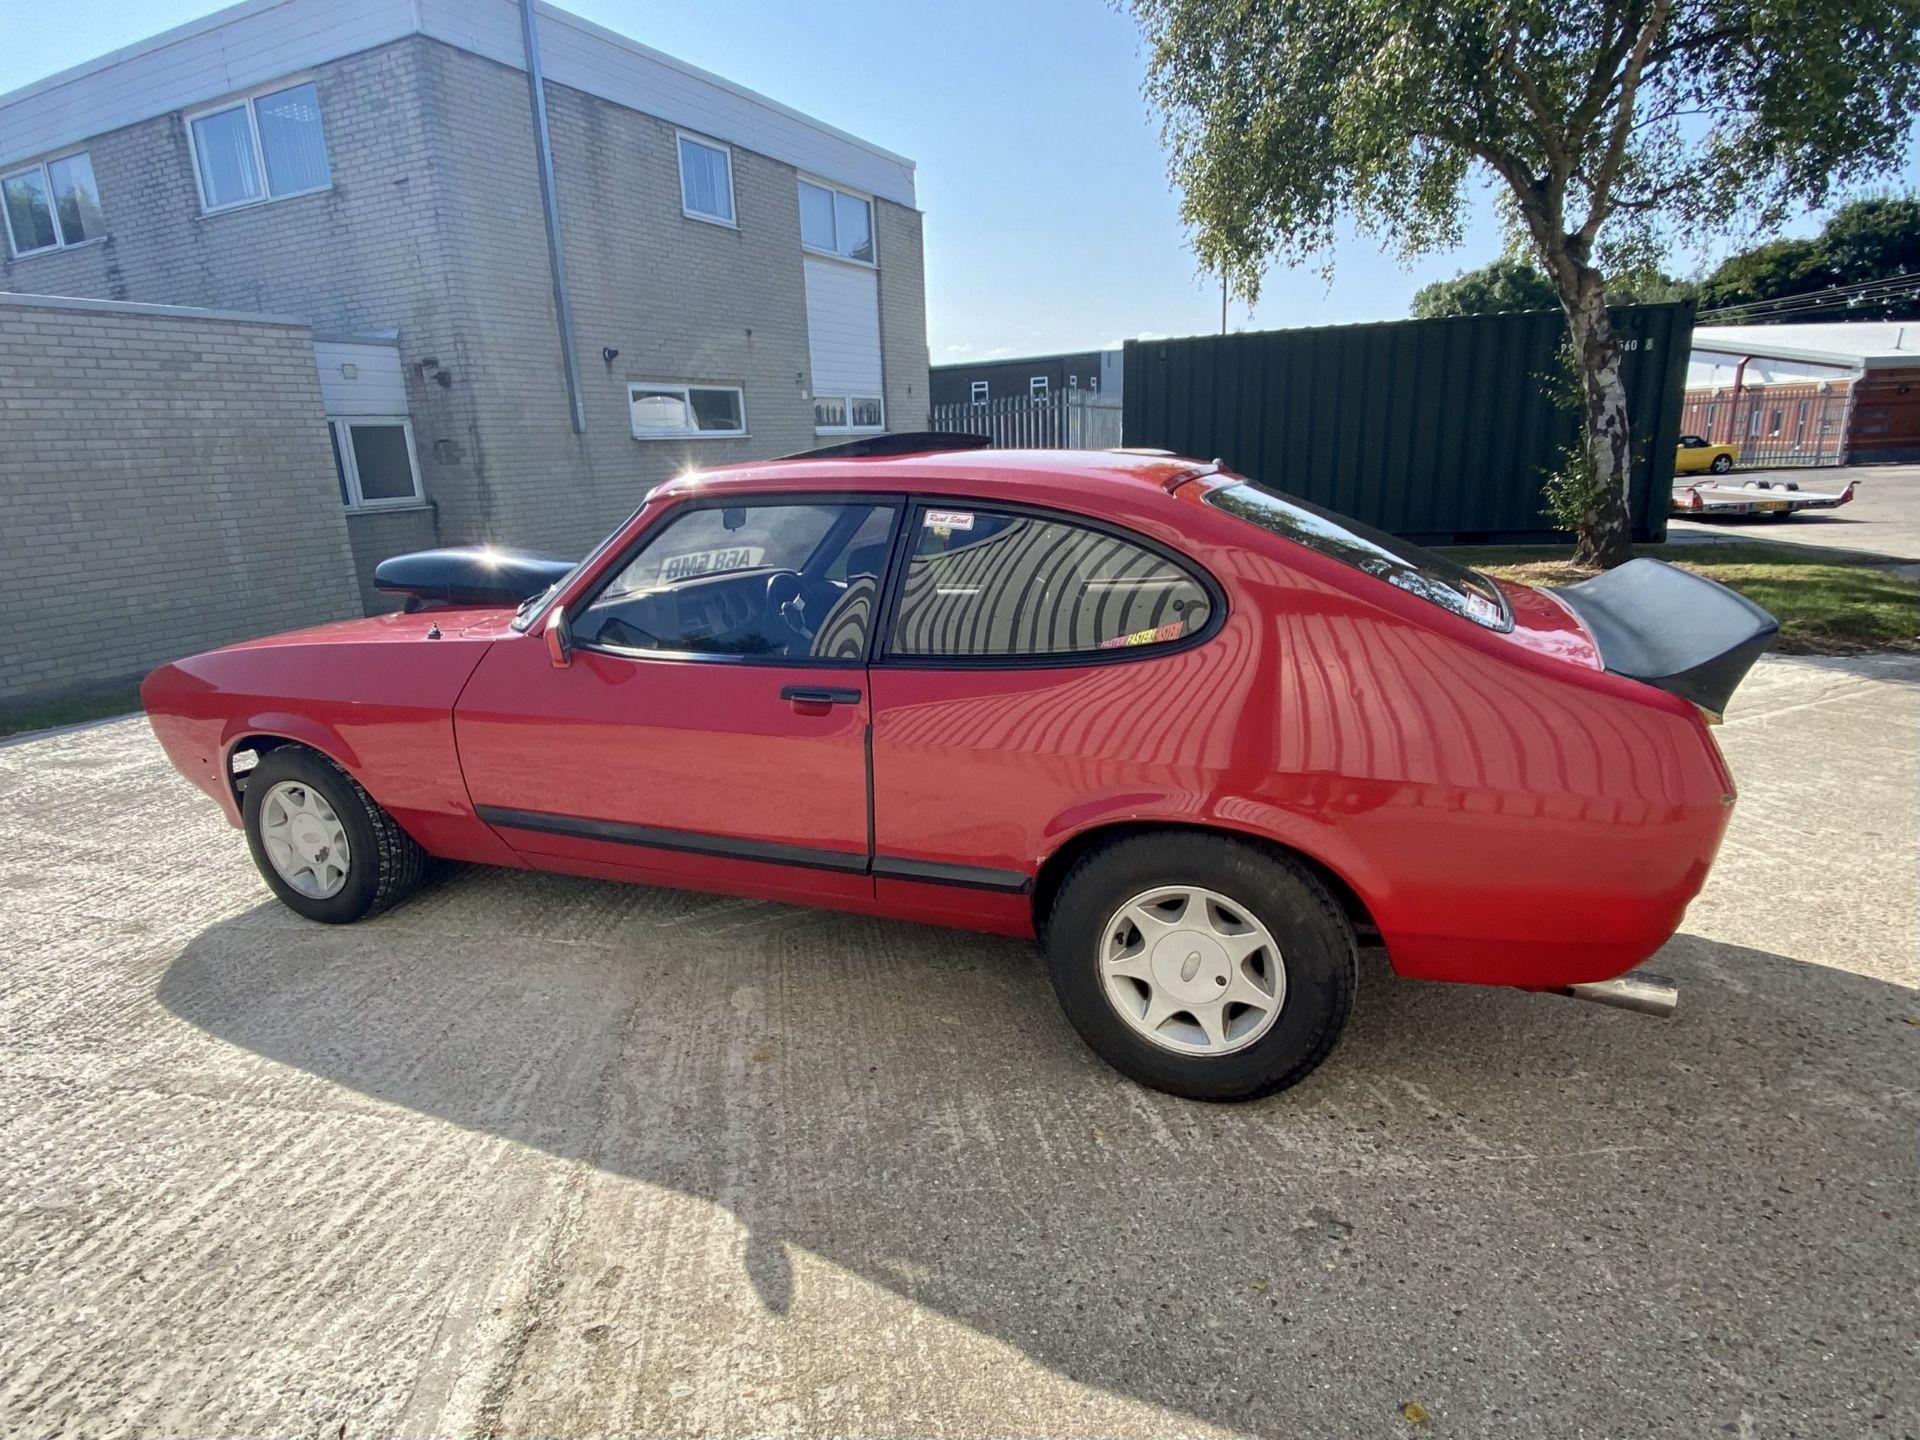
left=871, top=856, right=1032, bottom=894
left=475, top=805, right=1033, bottom=894
left=476, top=806, right=868, bottom=874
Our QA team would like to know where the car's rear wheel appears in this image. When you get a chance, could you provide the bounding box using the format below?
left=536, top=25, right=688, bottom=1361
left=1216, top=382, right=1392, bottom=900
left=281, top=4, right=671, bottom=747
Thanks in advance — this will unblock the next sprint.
left=1044, top=833, right=1358, bottom=1101
left=1710, top=454, right=1734, bottom=474
left=242, top=747, right=428, bottom=923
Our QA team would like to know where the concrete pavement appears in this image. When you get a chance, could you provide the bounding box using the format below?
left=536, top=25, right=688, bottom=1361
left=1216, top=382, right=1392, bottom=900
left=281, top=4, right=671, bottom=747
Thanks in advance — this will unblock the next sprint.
left=2, top=654, right=1915, bottom=1438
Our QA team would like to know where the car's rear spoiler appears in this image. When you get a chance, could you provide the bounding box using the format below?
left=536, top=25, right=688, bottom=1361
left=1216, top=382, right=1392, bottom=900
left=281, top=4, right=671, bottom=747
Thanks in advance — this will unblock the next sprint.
left=373, top=547, right=575, bottom=609
left=1551, top=558, right=1778, bottom=719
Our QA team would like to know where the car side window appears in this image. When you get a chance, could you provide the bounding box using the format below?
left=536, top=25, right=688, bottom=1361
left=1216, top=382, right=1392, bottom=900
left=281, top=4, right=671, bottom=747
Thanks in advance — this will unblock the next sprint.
left=887, top=505, right=1212, bottom=660
left=577, top=500, right=896, bottom=661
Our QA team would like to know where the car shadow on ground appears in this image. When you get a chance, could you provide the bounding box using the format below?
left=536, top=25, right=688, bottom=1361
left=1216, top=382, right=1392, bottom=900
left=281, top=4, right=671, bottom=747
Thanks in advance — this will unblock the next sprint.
left=155, top=868, right=1918, bottom=1434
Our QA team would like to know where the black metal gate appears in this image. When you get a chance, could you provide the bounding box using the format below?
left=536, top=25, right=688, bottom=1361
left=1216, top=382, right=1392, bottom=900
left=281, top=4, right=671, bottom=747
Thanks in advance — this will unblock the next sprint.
left=1122, top=302, right=1694, bottom=544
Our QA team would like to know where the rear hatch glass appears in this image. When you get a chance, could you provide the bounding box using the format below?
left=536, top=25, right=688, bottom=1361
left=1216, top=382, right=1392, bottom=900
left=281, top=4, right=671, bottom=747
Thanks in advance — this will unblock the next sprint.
left=1205, top=483, right=1510, bottom=631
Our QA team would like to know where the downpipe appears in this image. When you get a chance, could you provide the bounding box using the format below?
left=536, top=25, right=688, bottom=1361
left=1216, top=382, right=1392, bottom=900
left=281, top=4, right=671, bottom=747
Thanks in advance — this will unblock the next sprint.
left=521, top=0, right=587, bottom=434
left=1556, top=970, right=1679, bottom=1018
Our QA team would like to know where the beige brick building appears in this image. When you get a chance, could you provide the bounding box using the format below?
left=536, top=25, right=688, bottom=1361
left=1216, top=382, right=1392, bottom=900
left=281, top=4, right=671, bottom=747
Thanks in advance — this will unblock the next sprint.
left=0, top=0, right=929, bottom=618
left=0, top=292, right=363, bottom=705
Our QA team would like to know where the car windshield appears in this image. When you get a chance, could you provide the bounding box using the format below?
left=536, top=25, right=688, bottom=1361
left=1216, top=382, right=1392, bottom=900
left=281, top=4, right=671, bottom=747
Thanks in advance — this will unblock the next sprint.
left=600, top=505, right=838, bottom=598
left=1205, top=482, right=1510, bottom=631
left=511, top=502, right=648, bottom=631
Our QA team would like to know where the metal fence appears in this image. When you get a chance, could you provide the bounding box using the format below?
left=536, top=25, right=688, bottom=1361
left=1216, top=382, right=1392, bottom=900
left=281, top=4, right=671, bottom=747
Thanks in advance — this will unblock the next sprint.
left=1123, top=303, right=1694, bottom=545
left=1679, top=382, right=1854, bottom=468
left=931, top=390, right=1124, bottom=450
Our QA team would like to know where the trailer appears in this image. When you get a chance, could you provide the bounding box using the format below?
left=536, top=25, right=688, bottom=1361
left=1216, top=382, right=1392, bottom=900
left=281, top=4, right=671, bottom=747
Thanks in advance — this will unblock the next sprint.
left=1672, top=477, right=1858, bottom=520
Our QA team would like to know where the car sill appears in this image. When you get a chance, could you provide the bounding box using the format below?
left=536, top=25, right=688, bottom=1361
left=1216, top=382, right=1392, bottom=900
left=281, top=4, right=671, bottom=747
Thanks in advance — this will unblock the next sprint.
left=871, top=857, right=1031, bottom=894
left=475, top=805, right=1030, bottom=893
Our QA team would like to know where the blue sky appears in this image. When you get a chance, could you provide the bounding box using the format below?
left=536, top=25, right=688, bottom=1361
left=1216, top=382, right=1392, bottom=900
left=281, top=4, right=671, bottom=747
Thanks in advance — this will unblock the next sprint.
left=3, top=0, right=1903, bottom=360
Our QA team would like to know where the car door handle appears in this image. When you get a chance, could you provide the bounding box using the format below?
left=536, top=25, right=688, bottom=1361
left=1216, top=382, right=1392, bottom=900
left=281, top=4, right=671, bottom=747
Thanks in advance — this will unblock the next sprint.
left=780, top=685, right=862, bottom=706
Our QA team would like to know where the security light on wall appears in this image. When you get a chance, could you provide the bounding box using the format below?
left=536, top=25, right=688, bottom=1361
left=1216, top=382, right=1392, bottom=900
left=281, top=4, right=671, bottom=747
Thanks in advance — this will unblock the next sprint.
left=602, top=347, right=620, bottom=365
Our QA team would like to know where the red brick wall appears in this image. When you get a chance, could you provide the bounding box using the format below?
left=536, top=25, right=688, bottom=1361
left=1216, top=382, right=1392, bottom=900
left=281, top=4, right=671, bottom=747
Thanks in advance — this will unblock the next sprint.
left=1847, top=364, right=1920, bottom=459
left=1680, top=380, right=1853, bottom=466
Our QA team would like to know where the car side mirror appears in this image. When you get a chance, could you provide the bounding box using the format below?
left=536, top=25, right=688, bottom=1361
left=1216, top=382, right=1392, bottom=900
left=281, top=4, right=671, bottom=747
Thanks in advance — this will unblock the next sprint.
left=544, top=605, right=573, bottom=669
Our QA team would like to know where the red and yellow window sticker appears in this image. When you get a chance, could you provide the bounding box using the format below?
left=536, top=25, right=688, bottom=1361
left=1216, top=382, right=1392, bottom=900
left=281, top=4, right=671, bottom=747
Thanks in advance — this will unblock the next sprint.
left=1100, top=620, right=1185, bottom=649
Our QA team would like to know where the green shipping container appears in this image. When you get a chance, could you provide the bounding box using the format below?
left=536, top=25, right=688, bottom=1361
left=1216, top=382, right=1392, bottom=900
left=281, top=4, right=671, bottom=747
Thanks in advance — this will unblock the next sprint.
left=1122, top=302, right=1694, bottom=545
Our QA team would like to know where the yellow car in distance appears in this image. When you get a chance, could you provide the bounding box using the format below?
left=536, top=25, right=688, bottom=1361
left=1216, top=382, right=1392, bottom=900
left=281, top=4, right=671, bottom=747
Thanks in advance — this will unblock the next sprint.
left=1675, top=434, right=1740, bottom=475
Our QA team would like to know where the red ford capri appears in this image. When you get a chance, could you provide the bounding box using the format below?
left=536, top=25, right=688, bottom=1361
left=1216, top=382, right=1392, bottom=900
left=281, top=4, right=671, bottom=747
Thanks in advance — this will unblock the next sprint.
left=144, top=436, right=1776, bottom=1100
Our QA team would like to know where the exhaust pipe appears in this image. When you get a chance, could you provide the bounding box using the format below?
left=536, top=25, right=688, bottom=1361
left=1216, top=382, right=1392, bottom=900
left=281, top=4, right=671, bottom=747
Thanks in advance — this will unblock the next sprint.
left=1557, top=970, right=1678, bottom=1018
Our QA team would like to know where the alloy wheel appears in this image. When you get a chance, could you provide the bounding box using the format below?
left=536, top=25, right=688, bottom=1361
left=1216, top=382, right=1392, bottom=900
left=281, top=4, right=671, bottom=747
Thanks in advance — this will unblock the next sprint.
left=258, top=780, right=352, bottom=900
left=1098, top=885, right=1286, bottom=1055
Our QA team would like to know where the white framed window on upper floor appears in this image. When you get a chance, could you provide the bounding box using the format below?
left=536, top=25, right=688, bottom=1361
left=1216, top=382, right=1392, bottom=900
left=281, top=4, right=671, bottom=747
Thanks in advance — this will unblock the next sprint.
left=677, top=133, right=736, bottom=226
left=1030, top=376, right=1049, bottom=400
left=970, top=381, right=989, bottom=405
left=629, top=383, right=748, bottom=439
left=814, top=394, right=884, bottom=434
left=797, top=178, right=874, bottom=264
left=2, top=151, right=104, bottom=257
left=329, top=419, right=424, bottom=511
left=187, top=80, right=331, bottom=214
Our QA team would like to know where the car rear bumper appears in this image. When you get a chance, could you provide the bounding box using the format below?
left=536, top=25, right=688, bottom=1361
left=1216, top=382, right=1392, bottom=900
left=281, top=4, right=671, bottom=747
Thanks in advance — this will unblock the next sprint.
left=1387, top=922, right=1693, bottom=989
left=1348, top=714, right=1735, bottom=992
left=1378, top=790, right=1729, bottom=990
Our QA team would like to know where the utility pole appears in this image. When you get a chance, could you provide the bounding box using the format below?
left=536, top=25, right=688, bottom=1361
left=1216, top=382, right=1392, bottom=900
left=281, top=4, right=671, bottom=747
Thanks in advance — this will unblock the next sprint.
left=1220, top=270, right=1228, bottom=335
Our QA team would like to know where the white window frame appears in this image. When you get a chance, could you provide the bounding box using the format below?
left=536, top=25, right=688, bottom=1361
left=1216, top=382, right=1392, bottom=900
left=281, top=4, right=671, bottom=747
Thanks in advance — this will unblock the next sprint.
left=675, top=130, right=737, bottom=228
left=331, top=418, right=425, bottom=511
left=797, top=176, right=877, bottom=266
left=1030, top=376, right=1049, bottom=401
left=970, top=381, right=989, bottom=406
left=186, top=78, right=332, bottom=215
left=814, top=393, right=886, bottom=435
left=628, top=382, right=749, bottom=440
left=1, top=151, right=103, bottom=257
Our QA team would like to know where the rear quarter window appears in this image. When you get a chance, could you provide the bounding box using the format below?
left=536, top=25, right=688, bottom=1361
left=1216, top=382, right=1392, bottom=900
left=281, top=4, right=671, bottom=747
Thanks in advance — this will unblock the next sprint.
left=889, top=506, right=1213, bottom=659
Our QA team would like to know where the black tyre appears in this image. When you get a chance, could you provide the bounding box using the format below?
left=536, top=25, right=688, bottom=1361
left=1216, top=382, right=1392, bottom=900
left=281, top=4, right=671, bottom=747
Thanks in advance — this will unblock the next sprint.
left=1709, top=454, right=1734, bottom=474
left=1044, top=833, right=1358, bottom=1101
left=242, top=746, right=429, bottom=923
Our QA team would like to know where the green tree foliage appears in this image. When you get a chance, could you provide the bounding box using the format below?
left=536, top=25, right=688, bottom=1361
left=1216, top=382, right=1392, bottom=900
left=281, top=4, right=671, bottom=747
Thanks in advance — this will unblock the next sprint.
left=1604, top=270, right=1695, bottom=307
left=1414, top=258, right=1693, bottom=317
left=1696, top=198, right=1920, bottom=321
left=1412, top=259, right=1560, bottom=317
left=1130, top=0, right=1919, bottom=565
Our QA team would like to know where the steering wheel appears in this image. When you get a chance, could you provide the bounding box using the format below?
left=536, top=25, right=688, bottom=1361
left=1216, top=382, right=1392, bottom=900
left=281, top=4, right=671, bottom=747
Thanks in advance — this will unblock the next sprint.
left=765, top=570, right=813, bottom=647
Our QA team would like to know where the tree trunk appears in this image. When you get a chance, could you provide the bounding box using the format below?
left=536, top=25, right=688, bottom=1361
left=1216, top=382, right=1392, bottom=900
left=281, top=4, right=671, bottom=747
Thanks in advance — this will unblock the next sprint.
left=1560, top=268, right=1635, bottom=568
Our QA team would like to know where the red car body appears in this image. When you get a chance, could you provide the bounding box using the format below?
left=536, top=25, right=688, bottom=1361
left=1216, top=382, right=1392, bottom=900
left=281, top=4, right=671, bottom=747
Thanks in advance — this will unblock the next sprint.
left=145, top=449, right=1740, bottom=992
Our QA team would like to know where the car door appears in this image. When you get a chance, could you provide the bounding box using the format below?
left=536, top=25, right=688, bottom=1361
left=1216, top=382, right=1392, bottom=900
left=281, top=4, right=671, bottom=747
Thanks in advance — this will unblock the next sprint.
left=455, top=494, right=900, bottom=906
left=866, top=499, right=1222, bottom=928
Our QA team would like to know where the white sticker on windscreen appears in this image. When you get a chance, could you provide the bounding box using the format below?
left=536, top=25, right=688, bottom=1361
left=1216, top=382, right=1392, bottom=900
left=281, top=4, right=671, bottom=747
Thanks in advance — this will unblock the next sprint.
left=924, top=509, right=975, bottom=531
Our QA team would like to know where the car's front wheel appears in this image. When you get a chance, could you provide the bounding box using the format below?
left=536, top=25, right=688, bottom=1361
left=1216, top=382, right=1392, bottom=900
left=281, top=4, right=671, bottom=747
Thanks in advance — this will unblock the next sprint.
left=1044, top=833, right=1358, bottom=1101
left=1710, top=454, right=1734, bottom=474
left=242, top=746, right=428, bottom=923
